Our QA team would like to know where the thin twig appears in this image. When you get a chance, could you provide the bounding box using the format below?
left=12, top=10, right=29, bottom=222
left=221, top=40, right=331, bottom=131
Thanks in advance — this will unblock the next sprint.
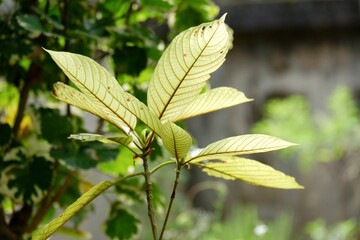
left=159, top=163, right=181, bottom=240
left=0, top=207, right=17, bottom=240
left=12, top=62, right=39, bottom=136
left=26, top=169, right=77, bottom=232
left=141, top=155, right=158, bottom=240
left=150, top=160, right=175, bottom=175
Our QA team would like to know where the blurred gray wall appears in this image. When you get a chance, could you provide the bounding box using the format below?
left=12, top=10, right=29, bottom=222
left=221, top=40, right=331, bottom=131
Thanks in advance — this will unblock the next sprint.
left=187, top=0, right=360, bottom=229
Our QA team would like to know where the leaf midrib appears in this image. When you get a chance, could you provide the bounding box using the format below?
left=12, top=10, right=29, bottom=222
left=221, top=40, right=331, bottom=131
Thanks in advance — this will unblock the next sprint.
left=57, top=56, right=135, bottom=132
left=196, top=162, right=301, bottom=188
left=158, top=21, right=223, bottom=119
left=186, top=146, right=287, bottom=163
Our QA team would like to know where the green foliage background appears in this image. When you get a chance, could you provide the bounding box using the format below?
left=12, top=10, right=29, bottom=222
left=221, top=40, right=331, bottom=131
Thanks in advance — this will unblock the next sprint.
left=0, top=0, right=219, bottom=239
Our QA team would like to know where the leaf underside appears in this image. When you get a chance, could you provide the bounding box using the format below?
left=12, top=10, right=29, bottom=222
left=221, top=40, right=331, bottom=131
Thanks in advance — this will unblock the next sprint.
left=47, top=50, right=163, bottom=135
left=52, top=82, right=132, bottom=133
left=159, top=121, right=192, bottom=159
left=68, top=133, right=133, bottom=145
left=195, top=156, right=303, bottom=189
left=46, top=49, right=137, bottom=133
left=186, top=134, right=296, bottom=163
left=172, top=87, right=253, bottom=122
left=147, top=14, right=229, bottom=121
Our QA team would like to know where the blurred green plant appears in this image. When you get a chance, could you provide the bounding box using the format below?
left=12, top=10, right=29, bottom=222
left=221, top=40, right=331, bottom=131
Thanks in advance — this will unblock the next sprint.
left=252, top=86, right=360, bottom=171
left=305, top=218, right=359, bottom=240
left=202, top=205, right=293, bottom=240
left=160, top=180, right=293, bottom=240
left=253, top=86, right=360, bottom=240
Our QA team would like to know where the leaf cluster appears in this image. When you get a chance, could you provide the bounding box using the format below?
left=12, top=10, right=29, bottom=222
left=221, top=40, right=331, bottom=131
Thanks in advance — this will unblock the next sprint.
left=33, top=13, right=303, bottom=240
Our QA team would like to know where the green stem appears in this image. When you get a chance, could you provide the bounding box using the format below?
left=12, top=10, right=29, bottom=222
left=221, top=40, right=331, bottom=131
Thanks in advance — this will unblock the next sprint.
left=113, top=172, right=145, bottom=185
left=159, top=163, right=181, bottom=240
left=141, top=156, right=158, bottom=240
left=150, top=160, right=175, bottom=175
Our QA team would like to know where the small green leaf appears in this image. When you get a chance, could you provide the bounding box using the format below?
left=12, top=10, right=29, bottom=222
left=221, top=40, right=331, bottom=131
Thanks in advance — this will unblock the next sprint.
left=159, top=121, right=192, bottom=159
left=32, top=181, right=113, bottom=240
left=186, top=134, right=296, bottom=163
left=172, top=87, right=253, bottom=121
left=195, top=156, right=303, bottom=189
left=68, top=133, right=133, bottom=145
left=104, top=203, right=140, bottom=240
left=17, top=14, right=45, bottom=33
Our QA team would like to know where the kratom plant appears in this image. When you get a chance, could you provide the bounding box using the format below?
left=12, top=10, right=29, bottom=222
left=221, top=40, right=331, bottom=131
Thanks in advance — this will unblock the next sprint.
left=32, top=14, right=303, bottom=240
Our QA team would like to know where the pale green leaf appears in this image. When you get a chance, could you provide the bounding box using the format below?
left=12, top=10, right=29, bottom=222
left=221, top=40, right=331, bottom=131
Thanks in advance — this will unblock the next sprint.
left=159, top=121, right=192, bottom=159
left=147, top=14, right=229, bottom=121
left=172, top=87, right=253, bottom=122
left=32, top=181, right=113, bottom=240
left=194, top=156, right=303, bottom=189
left=52, top=82, right=132, bottom=133
left=68, top=133, right=133, bottom=145
left=47, top=50, right=164, bottom=135
left=120, top=91, right=163, bottom=135
left=46, top=49, right=137, bottom=133
left=186, top=134, right=296, bottom=163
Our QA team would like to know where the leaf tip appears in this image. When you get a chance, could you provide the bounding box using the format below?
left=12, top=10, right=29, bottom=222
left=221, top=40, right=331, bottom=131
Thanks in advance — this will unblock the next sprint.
left=288, top=142, right=299, bottom=147
left=42, top=47, right=52, bottom=54
left=220, top=13, right=228, bottom=22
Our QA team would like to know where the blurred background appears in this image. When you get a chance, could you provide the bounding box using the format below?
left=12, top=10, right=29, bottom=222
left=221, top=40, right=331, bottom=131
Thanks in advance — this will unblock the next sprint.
left=1, top=0, right=360, bottom=239
left=187, top=0, right=360, bottom=239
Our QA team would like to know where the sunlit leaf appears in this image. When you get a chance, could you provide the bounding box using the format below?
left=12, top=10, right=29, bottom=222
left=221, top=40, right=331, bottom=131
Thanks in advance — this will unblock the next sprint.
left=147, top=14, right=229, bottom=121
left=32, top=181, right=113, bottom=240
left=52, top=82, right=132, bottom=133
left=45, top=49, right=137, bottom=133
left=68, top=133, right=133, bottom=145
left=172, top=87, right=253, bottom=121
left=186, top=134, right=296, bottom=163
left=159, top=121, right=192, bottom=159
left=195, top=156, right=303, bottom=189
left=120, top=91, right=163, bottom=135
